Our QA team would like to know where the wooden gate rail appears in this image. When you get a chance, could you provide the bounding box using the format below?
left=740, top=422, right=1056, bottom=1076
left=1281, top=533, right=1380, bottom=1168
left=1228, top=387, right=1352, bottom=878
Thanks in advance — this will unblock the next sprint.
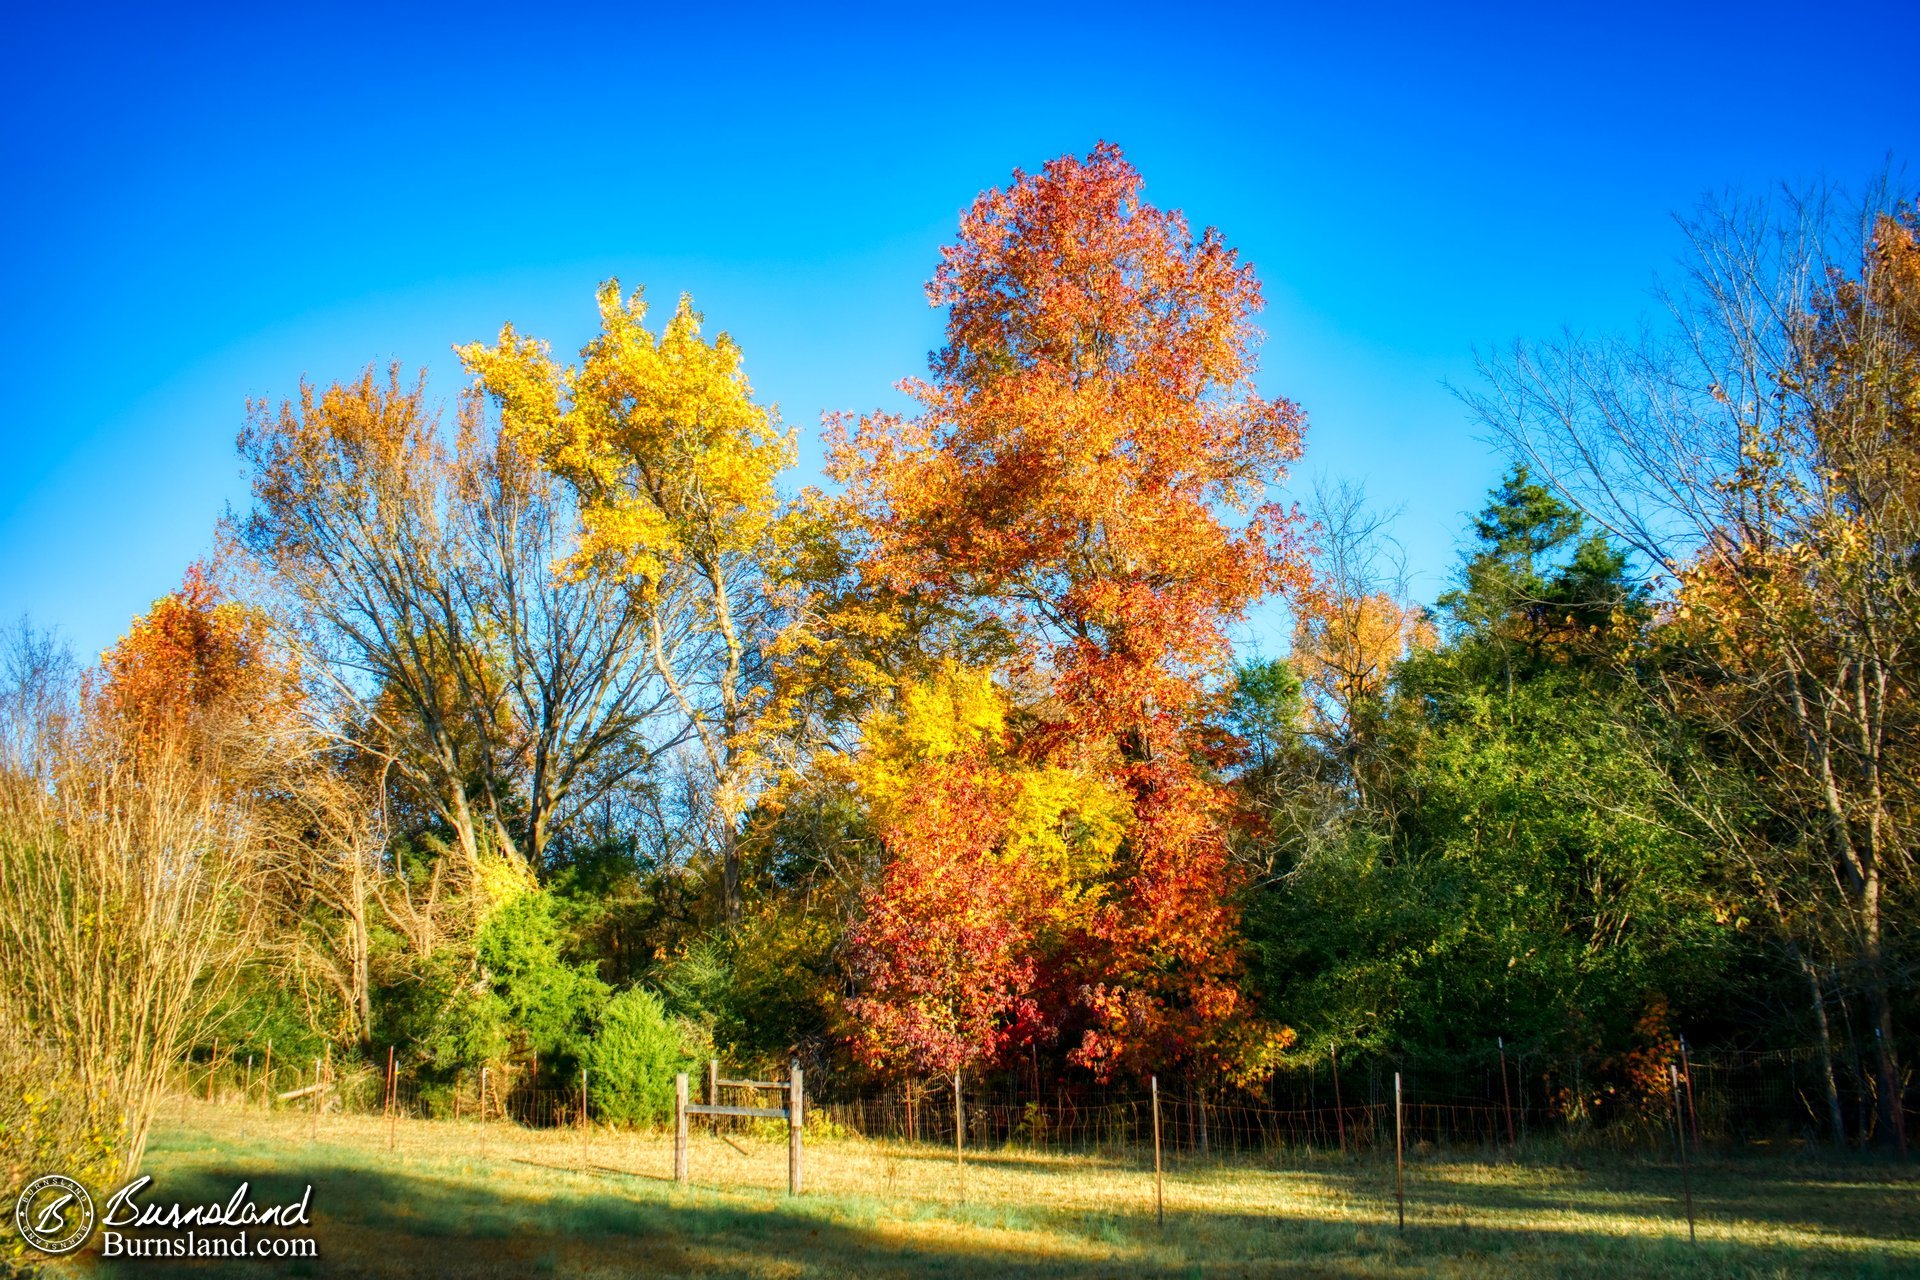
left=675, top=1059, right=804, bottom=1194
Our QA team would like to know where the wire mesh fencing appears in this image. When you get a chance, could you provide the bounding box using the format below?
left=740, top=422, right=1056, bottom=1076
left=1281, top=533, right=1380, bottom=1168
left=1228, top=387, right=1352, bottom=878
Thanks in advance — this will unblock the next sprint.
left=170, top=1041, right=1915, bottom=1158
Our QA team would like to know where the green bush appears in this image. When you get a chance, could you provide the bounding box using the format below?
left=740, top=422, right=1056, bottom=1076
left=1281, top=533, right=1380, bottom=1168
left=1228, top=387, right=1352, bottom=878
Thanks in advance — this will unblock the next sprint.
left=477, top=889, right=609, bottom=1063
left=582, top=987, right=710, bottom=1127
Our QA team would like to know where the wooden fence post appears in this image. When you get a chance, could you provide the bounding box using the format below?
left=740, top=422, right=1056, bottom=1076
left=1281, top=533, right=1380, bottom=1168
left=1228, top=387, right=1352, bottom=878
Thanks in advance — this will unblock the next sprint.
left=386, top=1046, right=397, bottom=1151
left=1394, top=1072, right=1405, bottom=1232
left=580, top=1068, right=590, bottom=1167
left=310, top=1060, right=321, bottom=1142
left=1151, top=1074, right=1164, bottom=1230
left=674, top=1072, right=690, bottom=1184
left=262, top=1040, right=272, bottom=1108
left=479, top=1066, right=489, bottom=1139
left=789, top=1059, right=804, bottom=1196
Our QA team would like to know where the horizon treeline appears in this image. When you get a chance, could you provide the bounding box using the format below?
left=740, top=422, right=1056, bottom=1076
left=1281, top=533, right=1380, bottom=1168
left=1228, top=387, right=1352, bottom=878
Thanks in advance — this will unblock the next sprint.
left=2, top=146, right=1914, bottom=1189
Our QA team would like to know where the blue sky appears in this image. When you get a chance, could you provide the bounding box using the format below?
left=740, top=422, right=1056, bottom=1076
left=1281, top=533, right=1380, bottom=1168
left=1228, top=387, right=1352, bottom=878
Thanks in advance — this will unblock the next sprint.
left=2, top=0, right=1912, bottom=663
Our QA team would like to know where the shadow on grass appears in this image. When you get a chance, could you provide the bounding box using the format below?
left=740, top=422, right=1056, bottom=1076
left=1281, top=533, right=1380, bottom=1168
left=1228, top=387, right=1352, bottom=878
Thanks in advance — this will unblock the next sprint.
left=80, top=1145, right=1920, bottom=1280
left=1353, top=1152, right=1920, bottom=1248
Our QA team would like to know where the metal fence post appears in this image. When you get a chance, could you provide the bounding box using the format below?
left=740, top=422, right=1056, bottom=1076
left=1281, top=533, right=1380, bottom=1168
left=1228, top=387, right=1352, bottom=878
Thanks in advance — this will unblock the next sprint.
left=1670, top=1062, right=1696, bottom=1244
left=1151, top=1074, right=1164, bottom=1229
left=1394, top=1072, right=1405, bottom=1232
left=386, top=1046, right=397, bottom=1151
left=1499, top=1036, right=1515, bottom=1146
left=1331, top=1044, right=1346, bottom=1153
left=954, top=1068, right=965, bottom=1199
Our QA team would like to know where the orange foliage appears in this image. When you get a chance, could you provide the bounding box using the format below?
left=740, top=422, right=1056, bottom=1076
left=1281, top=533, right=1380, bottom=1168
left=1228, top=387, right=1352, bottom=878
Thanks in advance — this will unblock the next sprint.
left=96, top=562, right=302, bottom=756
left=831, top=145, right=1310, bottom=1079
left=1291, top=590, right=1432, bottom=731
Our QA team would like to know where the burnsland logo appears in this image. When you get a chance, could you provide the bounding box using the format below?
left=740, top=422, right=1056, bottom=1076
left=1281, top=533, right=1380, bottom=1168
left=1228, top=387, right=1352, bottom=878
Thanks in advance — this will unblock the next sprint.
left=13, top=1174, right=318, bottom=1259
left=14, top=1175, right=95, bottom=1255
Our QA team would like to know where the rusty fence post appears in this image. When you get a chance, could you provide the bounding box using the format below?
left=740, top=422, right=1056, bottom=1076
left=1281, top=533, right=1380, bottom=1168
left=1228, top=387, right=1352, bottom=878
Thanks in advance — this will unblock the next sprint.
left=1394, top=1072, right=1405, bottom=1232
left=1151, top=1074, right=1164, bottom=1230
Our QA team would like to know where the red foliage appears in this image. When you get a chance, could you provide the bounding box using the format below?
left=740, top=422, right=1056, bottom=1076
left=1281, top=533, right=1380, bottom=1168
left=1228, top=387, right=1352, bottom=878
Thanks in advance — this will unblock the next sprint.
left=842, top=755, right=1044, bottom=1077
left=833, top=145, right=1312, bottom=1078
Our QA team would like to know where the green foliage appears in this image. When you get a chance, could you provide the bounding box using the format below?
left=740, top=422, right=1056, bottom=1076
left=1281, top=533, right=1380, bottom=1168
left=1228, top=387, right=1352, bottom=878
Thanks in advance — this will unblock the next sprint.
left=205, top=961, right=337, bottom=1065
left=1247, top=468, right=1732, bottom=1074
left=478, top=889, right=611, bottom=1062
left=651, top=909, right=842, bottom=1072
left=581, top=986, right=711, bottom=1126
left=374, top=945, right=509, bottom=1077
left=654, top=936, right=734, bottom=1025
left=1252, top=668, right=1727, bottom=1066
left=546, top=838, right=685, bottom=989
left=1226, top=657, right=1304, bottom=770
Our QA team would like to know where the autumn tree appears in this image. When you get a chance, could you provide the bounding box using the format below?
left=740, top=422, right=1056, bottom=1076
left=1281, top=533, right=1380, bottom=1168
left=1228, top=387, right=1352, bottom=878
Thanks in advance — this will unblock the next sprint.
left=460, top=282, right=795, bottom=920
left=841, top=668, right=1049, bottom=1078
left=237, top=367, right=673, bottom=880
left=90, top=566, right=394, bottom=1044
left=1468, top=186, right=1919, bottom=1148
left=0, top=571, right=298, bottom=1178
left=96, top=560, right=304, bottom=760
left=839, top=663, right=1131, bottom=1077
left=831, top=144, right=1313, bottom=1078
left=1289, top=480, right=1432, bottom=809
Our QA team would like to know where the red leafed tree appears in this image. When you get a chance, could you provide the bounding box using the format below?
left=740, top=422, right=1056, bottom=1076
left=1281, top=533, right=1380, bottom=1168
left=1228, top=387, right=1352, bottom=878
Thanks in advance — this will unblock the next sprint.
left=842, top=755, right=1043, bottom=1077
left=831, top=144, right=1312, bottom=1079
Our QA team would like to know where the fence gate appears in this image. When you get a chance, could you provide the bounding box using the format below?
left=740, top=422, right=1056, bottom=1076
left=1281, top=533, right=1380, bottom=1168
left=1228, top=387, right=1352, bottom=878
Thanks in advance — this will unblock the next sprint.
left=675, top=1059, right=804, bottom=1194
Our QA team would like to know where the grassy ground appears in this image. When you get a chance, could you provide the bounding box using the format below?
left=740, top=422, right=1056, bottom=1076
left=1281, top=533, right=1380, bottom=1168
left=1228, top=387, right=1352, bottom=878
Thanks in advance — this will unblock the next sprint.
left=66, top=1097, right=1919, bottom=1278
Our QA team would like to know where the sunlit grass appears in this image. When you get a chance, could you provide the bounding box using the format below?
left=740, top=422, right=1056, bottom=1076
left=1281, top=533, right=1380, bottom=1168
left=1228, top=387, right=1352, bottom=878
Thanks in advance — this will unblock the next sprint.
left=76, top=1097, right=1920, bottom=1277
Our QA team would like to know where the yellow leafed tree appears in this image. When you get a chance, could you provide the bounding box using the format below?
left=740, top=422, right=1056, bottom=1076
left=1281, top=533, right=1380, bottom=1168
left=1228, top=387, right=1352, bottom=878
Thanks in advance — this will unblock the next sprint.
left=460, top=282, right=795, bottom=917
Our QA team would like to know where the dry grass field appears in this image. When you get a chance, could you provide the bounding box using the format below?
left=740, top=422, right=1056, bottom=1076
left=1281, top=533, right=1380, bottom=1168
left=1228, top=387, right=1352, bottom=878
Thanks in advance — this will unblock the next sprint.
left=66, top=1097, right=1920, bottom=1278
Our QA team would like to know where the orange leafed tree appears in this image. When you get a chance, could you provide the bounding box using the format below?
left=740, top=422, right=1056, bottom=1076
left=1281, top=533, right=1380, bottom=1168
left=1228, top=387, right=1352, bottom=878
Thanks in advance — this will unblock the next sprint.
left=96, top=561, right=303, bottom=757
left=1292, top=591, right=1432, bottom=729
left=831, top=144, right=1312, bottom=1078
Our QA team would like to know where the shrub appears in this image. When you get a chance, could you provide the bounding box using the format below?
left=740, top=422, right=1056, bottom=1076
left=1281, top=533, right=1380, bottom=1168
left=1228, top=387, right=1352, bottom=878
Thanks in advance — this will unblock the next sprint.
left=582, top=988, right=710, bottom=1127
left=477, top=888, right=609, bottom=1062
left=0, top=1036, right=120, bottom=1266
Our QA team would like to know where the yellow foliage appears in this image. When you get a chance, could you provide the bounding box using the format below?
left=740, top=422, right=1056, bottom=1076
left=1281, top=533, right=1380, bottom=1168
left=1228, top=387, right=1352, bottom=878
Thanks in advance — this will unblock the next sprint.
left=853, top=661, right=1005, bottom=820
left=1291, top=590, right=1431, bottom=727
left=849, top=662, right=1131, bottom=924
left=1003, top=765, right=1130, bottom=909
left=458, top=280, right=795, bottom=587
left=474, top=847, right=540, bottom=922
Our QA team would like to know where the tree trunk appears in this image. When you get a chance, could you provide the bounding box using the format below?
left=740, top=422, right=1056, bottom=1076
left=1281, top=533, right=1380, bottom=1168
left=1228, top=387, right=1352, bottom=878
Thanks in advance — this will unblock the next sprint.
left=1792, top=942, right=1848, bottom=1150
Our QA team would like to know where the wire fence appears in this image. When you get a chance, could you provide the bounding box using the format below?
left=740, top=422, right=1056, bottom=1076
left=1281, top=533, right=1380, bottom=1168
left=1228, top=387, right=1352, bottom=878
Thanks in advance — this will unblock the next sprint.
left=170, top=1042, right=1915, bottom=1157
